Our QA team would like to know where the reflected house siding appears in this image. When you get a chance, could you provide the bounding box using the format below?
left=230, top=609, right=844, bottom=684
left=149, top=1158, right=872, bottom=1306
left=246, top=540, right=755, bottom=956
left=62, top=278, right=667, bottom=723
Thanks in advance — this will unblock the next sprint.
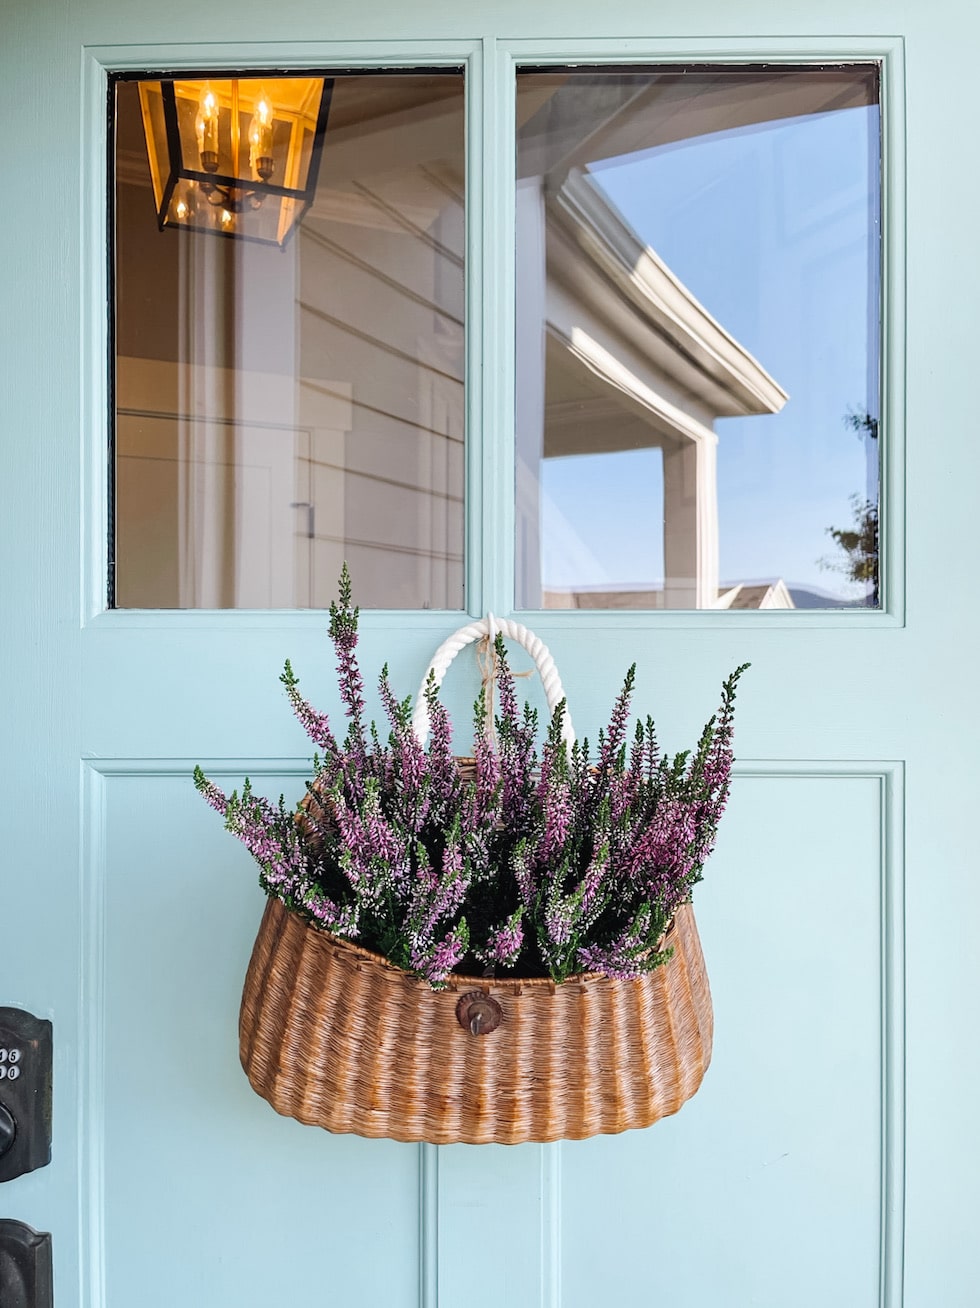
left=113, top=77, right=465, bottom=612
left=522, top=167, right=792, bottom=610
left=297, top=123, right=466, bottom=609
left=295, top=85, right=466, bottom=608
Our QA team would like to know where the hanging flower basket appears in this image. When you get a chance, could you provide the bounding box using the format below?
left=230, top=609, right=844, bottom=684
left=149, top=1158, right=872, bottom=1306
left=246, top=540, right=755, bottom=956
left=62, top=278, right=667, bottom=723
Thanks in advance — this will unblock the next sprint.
left=198, top=571, right=745, bottom=1145
left=239, top=894, right=712, bottom=1145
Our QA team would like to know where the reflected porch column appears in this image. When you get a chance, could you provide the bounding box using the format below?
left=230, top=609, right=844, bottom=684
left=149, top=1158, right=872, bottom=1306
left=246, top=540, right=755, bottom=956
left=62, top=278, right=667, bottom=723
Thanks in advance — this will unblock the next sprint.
left=515, top=176, right=548, bottom=609
left=662, top=426, right=719, bottom=610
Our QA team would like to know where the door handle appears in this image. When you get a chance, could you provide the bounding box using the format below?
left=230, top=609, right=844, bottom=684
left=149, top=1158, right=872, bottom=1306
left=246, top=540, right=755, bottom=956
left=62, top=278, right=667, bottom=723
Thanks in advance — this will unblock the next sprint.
left=290, top=502, right=316, bottom=539
left=0, top=1220, right=53, bottom=1308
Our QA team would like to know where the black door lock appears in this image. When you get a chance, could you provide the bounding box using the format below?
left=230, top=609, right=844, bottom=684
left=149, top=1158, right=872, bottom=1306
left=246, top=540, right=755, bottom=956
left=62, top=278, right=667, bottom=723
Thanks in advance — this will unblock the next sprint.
left=0, top=1009, right=52, bottom=1184
left=0, top=1220, right=53, bottom=1308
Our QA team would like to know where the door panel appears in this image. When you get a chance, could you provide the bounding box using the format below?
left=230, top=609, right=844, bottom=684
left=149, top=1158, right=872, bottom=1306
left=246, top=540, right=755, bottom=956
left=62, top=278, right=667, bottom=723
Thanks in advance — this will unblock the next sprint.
left=3, top=6, right=975, bottom=1308
left=98, top=771, right=421, bottom=1308
left=562, top=769, right=891, bottom=1308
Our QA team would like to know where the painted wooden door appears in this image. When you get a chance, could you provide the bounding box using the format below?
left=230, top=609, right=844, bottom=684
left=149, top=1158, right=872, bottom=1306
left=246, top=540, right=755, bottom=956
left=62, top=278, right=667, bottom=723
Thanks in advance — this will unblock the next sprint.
left=2, top=3, right=976, bottom=1306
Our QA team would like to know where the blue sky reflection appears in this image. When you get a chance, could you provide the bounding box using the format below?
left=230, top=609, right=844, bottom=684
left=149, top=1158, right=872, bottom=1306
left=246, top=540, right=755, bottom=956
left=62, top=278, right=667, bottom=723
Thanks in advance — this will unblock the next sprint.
left=542, top=103, right=880, bottom=604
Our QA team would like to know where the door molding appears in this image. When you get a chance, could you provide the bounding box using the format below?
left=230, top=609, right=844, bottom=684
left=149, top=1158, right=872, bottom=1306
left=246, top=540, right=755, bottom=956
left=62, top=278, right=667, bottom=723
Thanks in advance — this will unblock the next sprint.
left=80, top=756, right=905, bottom=1308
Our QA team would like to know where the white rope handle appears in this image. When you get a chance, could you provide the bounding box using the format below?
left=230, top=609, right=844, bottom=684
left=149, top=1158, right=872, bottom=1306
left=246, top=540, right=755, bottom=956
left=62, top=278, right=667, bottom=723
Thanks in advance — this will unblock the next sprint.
left=411, top=617, right=575, bottom=749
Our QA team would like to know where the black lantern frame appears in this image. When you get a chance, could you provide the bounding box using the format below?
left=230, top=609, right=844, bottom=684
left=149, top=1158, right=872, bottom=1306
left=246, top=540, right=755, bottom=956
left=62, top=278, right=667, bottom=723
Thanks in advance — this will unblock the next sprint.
left=143, top=74, right=334, bottom=248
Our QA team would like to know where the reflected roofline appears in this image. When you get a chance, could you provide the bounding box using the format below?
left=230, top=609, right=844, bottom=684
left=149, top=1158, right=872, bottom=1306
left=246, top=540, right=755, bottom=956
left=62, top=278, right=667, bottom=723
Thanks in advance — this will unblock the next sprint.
left=545, top=167, right=789, bottom=419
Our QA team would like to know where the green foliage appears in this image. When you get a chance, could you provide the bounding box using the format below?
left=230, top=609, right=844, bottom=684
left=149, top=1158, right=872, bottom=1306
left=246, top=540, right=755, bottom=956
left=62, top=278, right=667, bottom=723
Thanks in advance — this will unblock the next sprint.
left=822, top=409, right=880, bottom=605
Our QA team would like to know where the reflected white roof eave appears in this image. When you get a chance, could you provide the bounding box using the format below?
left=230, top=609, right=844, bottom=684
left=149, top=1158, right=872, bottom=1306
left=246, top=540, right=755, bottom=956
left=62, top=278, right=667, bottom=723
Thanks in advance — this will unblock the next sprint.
left=546, top=168, right=789, bottom=420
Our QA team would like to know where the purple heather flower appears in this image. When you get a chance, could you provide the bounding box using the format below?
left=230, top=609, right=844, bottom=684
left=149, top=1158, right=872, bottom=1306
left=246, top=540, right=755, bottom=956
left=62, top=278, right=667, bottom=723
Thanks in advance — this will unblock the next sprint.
left=411, top=919, right=469, bottom=983
left=406, top=826, right=469, bottom=952
left=626, top=797, right=697, bottom=901
left=194, top=768, right=228, bottom=815
left=331, top=780, right=407, bottom=902
left=510, top=839, right=536, bottom=908
left=477, top=907, right=525, bottom=968
left=597, top=665, right=636, bottom=775
left=543, top=885, right=578, bottom=951
left=469, top=720, right=503, bottom=828
left=577, top=906, right=655, bottom=980
left=196, top=568, right=746, bottom=988
left=328, top=565, right=368, bottom=775
left=433, top=937, right=464, bottom=974
left=425, top=679, right=460, bottom=821
left=495, top=638, right=518, bottom=724
left=280, top=660, right=339, bottom=756
left=535, top=756, right=573, bottom=866
left=579, top=839, right=610, bottom=923
left=303, top=891, right=360, bottom=937
left=209, top=780, right=313, bottom=903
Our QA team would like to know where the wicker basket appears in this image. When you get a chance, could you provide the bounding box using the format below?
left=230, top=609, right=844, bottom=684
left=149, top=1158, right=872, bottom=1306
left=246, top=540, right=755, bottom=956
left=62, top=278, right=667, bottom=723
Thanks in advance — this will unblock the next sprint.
left=238, top=618, right=714, bottom=1145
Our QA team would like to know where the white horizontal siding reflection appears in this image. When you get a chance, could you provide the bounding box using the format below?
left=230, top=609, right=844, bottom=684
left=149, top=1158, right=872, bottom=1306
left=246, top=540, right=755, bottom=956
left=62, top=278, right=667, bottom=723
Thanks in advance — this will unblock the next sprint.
left=114, top=75, right=466, bottom=612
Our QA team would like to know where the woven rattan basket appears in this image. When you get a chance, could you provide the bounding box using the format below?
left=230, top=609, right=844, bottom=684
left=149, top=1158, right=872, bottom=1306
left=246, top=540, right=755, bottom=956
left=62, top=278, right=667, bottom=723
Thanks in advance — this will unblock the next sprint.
left=238, top=618, right=714, bottom=1145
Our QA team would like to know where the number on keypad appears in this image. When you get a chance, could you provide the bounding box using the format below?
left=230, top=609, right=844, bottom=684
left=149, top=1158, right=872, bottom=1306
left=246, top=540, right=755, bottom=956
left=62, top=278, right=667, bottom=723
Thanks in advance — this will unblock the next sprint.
left=0, top=1048, right=22, bottom=1073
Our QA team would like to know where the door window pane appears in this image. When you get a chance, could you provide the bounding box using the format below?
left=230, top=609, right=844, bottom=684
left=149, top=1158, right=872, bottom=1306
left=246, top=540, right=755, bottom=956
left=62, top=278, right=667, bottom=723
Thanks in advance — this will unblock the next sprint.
left=113, top=72, right=465, bottom=609
left=516, top=66, right=881, bottom=610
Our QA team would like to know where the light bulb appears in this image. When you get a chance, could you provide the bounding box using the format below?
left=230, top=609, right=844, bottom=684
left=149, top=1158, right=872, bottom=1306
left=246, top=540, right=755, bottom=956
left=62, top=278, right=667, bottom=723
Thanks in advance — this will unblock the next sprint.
left=195, top=83, right=220, bottom=173
left=248, top=89, right=275, bottom=182
left=175, top=198, right=189, bottom=221
left=220, top=208, right=234, bottom=229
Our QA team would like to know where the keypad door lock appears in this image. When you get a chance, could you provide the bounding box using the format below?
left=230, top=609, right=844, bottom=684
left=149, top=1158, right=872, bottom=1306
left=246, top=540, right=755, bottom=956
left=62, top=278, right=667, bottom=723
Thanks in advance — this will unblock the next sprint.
left=0, top=1009, right=52, bottom=1184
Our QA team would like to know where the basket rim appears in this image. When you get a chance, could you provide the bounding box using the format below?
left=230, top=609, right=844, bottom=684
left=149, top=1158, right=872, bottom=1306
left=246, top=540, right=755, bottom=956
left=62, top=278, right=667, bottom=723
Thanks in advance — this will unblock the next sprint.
left=263, top=892, right=682, bottom=992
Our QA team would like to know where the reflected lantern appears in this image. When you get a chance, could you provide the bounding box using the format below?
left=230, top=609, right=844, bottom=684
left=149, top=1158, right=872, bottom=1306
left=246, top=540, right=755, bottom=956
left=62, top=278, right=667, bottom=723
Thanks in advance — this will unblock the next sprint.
left=138, top=76, right=332, bottom=247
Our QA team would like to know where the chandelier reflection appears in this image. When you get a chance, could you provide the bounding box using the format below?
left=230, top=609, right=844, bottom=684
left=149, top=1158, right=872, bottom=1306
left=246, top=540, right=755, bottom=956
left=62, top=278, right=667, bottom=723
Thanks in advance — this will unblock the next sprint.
left=138, top=76, right=333, bottom=247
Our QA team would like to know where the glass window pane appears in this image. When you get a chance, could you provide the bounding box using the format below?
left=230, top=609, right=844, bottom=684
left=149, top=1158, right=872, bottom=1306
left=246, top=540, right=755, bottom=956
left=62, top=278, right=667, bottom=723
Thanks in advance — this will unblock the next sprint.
left=113, top=72, right=465, bottom=609
left=515, top=66, right=881, bottom=610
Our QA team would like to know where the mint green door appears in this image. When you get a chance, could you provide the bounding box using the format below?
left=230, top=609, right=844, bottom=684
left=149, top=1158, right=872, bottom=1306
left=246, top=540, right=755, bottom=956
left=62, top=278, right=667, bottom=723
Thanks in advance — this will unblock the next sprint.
left=2, top=3, right=975, bottom=1306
